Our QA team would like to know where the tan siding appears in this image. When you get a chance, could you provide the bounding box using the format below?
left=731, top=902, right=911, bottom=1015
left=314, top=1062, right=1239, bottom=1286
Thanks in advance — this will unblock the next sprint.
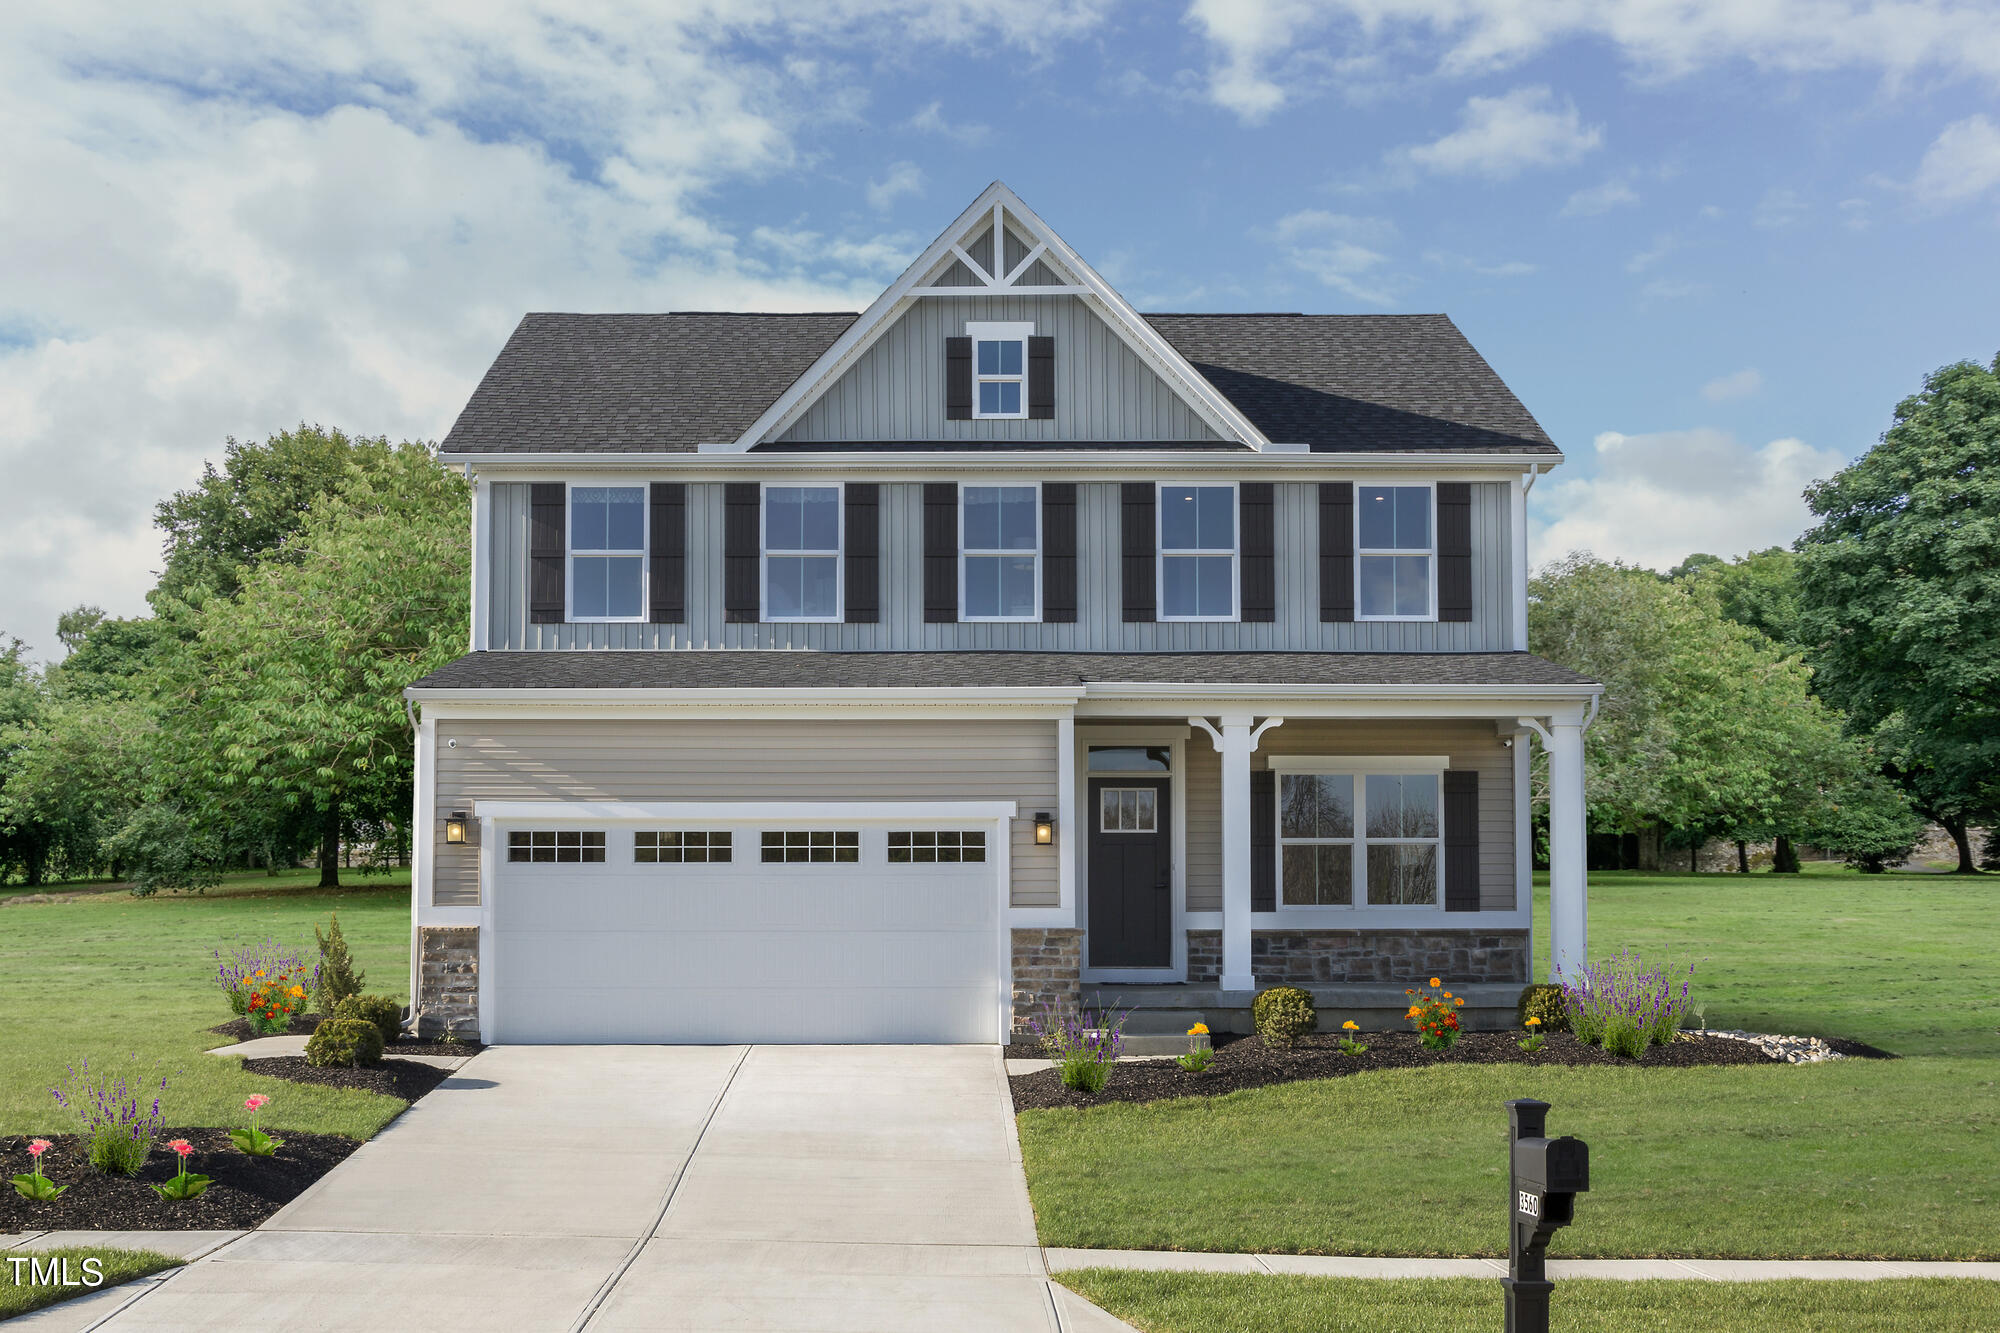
left=433, top=719, right=1058, bottom=908
left=1185, top=742, right=1222, bottom=913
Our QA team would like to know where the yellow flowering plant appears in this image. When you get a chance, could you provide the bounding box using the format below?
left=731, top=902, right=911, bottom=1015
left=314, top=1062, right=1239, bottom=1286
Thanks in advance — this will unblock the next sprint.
left=1177, top=1022, right=1214, bottom=1074
left=1518, top=1015, right=1547, bottom=1054
left=1337, top=1019, right=1368, bottom=1056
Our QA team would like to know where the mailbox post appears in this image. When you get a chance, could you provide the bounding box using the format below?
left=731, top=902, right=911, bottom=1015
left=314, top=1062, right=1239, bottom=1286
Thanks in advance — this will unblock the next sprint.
left=1504, top=1099, right=1589, bottom=1333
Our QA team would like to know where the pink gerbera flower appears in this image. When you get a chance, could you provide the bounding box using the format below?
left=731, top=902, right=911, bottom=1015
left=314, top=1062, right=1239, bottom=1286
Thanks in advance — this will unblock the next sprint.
left=167, top=1139, right=193, bottom=1156
left=244, top=1094, right=270, bottom=1112
left=27, top=1139, right=51, bottom=1157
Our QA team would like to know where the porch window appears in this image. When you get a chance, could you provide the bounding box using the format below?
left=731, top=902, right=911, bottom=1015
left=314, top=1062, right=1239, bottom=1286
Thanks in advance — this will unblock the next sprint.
left=1159, top=484, right=1236, bottom=619
left=1357, top=485, right=1433, bottom=619
left=763, top=485, right=841, bottom=621
left=1277, top=766, right=1442, bottom=907
left=961, top=485, right=1038, bottom=619
left=569, top=486, right=645, bottom=621
left=507, top=830, right=606, bottom=864
left=1279, top=774, right=1353, bottom=905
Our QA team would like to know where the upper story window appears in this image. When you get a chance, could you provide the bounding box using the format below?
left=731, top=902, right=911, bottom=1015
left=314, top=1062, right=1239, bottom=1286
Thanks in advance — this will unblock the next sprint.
left=961, top=485, right=1038, bottom=620
left=569, top=486, right=645, bottom=621
left=967, top=321, right=1031, bottom=419
left=1159, top=484, right=1236, bottom=620
left=763, top=484, right=841, bottom=621
left=1357, top=485, right=1434, bottom=619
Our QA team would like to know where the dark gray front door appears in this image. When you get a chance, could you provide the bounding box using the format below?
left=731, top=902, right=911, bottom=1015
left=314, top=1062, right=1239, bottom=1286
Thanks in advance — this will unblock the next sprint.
left=1087, top=777, right=1172, bottom=969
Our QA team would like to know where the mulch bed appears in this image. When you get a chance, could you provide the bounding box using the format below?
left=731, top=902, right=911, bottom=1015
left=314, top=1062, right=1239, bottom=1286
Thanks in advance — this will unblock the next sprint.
left=240, top=1056, right=455, bottom=1102
left=0, top=1127, right=357, bottom=1231
left=208, top=1013, right=482, bottom=1059
left=209, top=1013, right=323, bottom=1041
left=1010, top=1029, right=1780, bottom=1111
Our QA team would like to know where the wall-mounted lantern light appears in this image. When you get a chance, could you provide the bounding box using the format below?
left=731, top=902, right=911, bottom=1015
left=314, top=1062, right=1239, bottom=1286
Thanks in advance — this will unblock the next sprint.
left=444, top=812, right=468, bottom=845
left=1034, top=812, right=1055, bottom=846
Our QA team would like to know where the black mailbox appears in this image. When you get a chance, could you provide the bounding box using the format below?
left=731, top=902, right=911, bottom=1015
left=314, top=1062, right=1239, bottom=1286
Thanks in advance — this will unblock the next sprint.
left=1504, top=1100, right=1590, bottom=1333
left=1513, top=1135, right=1590, bottom=1196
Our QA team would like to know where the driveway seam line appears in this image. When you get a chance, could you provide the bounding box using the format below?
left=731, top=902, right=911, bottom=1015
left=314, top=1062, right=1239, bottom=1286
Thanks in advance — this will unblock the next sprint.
left=568, top=1043, right=752, bottom=1333
left=76, top=1230, right=256, bottom=1333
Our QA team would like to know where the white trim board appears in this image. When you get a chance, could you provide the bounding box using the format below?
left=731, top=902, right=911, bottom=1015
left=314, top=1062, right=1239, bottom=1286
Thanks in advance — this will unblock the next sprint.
left=472, top=800, right=1019, bottom=823
left=448, top=452, right=1564, bottom=475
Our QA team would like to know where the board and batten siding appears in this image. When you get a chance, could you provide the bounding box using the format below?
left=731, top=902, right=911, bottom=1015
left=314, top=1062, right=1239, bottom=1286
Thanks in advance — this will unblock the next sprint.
left=776, top=295, right=1221, bottom=444
left=431, top=718, right=1059, bottom=909
left=488, top=480, right=1515, bottom=651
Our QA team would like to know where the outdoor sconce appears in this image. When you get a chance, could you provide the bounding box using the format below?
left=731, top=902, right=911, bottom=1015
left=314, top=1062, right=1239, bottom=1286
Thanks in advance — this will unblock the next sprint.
left=1034, top=812, right=1055, bottom=846
left=444, top=812, right=468, bottom=845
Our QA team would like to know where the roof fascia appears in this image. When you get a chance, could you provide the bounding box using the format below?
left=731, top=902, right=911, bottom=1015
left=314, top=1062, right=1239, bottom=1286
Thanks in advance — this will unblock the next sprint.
left=447, top=451, right=1563, bottom=476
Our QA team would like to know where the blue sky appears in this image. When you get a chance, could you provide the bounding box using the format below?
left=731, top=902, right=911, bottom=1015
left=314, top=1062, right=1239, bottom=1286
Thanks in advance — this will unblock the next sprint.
left=3, top=2, right=1998, bottom=656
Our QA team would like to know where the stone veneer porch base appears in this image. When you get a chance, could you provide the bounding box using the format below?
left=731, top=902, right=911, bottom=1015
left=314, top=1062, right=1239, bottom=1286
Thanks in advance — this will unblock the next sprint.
left=1010, top=927, right=1083, bottom=1037
left=1186, top=928, right=1528, bottom=987
left=416, top=925, right=480, bottom=1039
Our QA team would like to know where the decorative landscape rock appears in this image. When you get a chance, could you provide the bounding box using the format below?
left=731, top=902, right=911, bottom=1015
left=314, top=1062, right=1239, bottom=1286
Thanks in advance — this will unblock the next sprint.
left=1686, top=1029, right=1851, bottom=1063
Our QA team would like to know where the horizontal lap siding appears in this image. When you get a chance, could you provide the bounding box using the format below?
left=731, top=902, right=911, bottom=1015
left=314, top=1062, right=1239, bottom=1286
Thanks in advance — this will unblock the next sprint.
left=489, top=482, right=1513, bottom=651
left=1185, top=742, right=1222, bottom=913
left=432, top=719, right=1059, bottom=908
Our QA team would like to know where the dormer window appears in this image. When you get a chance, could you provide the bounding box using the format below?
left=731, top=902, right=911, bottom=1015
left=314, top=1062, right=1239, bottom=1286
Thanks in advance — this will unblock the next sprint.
left=966, top=321, right=1032, bottom=419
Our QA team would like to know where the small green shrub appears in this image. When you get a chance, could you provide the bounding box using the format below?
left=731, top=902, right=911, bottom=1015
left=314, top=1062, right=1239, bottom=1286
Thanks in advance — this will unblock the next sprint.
left=1517, top=983, right=1570, bottom=1033
left=1252, top=986, right=1317, bottom=1048
left=305, top=1018, right=384, bottom=1069
left=313, top=913, right=364, bottom=1014
left=335, top=994, right=404, bottom=1046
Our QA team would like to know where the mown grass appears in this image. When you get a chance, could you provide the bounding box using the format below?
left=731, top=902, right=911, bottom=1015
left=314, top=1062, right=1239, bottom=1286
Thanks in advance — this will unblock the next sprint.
left=0, top=1247, right=184, bottom=1319
left=0, top=876, right=412, bottom=1139
left=1058, top=1271, right=2000, bottom=1333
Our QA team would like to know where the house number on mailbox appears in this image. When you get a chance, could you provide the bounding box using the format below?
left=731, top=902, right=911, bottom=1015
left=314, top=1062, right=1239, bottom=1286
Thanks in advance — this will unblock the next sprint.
left=1518, top=1191, right=1540, bottom=1218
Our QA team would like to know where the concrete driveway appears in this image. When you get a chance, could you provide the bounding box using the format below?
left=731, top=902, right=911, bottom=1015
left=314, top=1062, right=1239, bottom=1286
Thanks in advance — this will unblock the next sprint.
left=97, top=1046, right=1131, bottom=1332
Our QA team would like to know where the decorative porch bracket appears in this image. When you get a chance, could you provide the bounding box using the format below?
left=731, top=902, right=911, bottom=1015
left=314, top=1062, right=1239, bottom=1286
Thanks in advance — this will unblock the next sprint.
left=1190, top=714, right=1284, bottom=993
left=1518, top=715, right=1588, bottom=984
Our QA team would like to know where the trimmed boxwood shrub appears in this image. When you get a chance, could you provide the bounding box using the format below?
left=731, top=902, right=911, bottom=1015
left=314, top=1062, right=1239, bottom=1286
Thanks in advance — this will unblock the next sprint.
left=1517, top=983, right=1570, bottom=1033
left=1252, top=986, right=1317, bottom=1048
left=335, top=994, right=404, bottom=1046
left=305, top=1017, right=385, bottom=1069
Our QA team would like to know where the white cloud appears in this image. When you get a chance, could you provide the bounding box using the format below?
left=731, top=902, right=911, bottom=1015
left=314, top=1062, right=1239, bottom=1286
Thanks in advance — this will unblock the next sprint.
left=1701, top=368, right=1763, bottom=402
left=1530, top=427, right=1848, bottom=569
left=1389, top=86, right=1601, bottom=179
left=1261, top=210, right=1398, bottom=304
left=0, top=1, right=1110, bottom=654
left=864, top=161, right=927, bottom=211
left=1422, top=250, right=1536, bottom=277
left=1908, top=113, right=2000, bottom=206
left=1182, top=0, right=1325, bottom=123
left=1561, top=178, right=1640, bottom=216
left=907, top=100, right=991, bottom=145
left=1752, top=186, right=1808, bottom=228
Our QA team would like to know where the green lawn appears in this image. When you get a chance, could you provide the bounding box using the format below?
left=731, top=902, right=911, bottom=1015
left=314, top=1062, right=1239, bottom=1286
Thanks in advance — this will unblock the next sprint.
left=0, top=873, right=413, bottom=1139
left=1020, top=869, right=2000, bottom=1261
left=0, top=1247, right=183, bottom=1320
left=1059, top=1271, right=2000, bottom=1333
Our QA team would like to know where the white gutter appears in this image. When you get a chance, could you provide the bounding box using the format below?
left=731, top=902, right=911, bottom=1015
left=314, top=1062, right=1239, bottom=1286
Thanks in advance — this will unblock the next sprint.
left=439, top=449, right=1565, bottom=476
left=404, top=680, right=1597, bottom=707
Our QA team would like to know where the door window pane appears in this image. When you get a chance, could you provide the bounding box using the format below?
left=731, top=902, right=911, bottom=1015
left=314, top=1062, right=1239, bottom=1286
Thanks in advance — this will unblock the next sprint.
left=1088, top=746, right=1172, bottom=772
left=1099, top=787, right=1158, bottom=833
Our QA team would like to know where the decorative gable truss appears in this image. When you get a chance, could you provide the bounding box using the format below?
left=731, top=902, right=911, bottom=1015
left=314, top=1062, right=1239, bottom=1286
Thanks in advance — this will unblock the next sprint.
left=722, top=182, right=1271, bottom=451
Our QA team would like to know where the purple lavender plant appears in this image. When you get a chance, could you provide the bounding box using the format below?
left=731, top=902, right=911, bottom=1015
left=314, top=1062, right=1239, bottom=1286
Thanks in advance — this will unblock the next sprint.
left=51, top=1058, right=169, bottom=1176
left=214, top=939, right=321, bottom=1015
left=1560, top=951, right=1698, bottom=1059
left=1028, top=1001, right=1127, bottom=1093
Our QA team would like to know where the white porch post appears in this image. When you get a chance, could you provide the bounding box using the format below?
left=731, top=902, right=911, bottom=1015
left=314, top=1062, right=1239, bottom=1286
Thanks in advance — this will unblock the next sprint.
left=1545, top=720, right=1588, bottom=981
left=1192, top=713, right=1282, bottom=994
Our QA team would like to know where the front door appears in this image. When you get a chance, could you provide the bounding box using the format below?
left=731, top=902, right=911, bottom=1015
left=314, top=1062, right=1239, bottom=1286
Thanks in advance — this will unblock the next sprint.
left=1087, top=777, right=1172, bottom=969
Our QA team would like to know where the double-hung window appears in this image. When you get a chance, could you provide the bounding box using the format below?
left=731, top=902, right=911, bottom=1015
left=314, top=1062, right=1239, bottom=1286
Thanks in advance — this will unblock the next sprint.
left=961, top=485, right=1038, bottom=619
left=1159, top=484, right=1236, bottom=619
left=1277, top=761, right=1443, bottom=908
left=763, top=484, right=841, bottom=621
left=569, top=486, right=646, bottom=621
left=1357, top=485, right=1434, bottom=619
left=968, top=322, right=1030, bottom=419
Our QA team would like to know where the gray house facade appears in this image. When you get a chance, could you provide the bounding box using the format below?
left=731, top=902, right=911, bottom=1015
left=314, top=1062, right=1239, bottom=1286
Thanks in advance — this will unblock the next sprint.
left=406, top=183, right=1599, bottom=1043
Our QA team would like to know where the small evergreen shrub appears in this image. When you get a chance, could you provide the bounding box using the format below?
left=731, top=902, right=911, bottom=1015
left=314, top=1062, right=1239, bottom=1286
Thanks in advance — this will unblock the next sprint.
left=305, top=1018, right=385, bottom=1069
left=1252, top=986, right=1317, bottom=1047
left=1517, top=983, right=1570, bottom=1033
left=335, top=994, right=404, bottom=1046
left=313, top=913, right=364, bottom=1014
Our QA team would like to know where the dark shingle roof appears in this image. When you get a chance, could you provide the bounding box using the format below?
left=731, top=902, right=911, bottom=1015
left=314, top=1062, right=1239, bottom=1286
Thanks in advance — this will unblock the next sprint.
left=407, top=651, right=1596, bottom=692
left=439, top=312, right=1555, bottom=456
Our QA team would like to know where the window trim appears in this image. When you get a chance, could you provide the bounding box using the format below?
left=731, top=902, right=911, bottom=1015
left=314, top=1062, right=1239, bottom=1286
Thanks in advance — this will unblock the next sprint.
left=1269, top=755, right=1447, bottom=911
left=1156, top=481, right=1240, bottom=622
left=759, top=481, right=845, bottom=624
left=565, top=483, right=649, bottom=624
left=966, top=321, right=1033, bottom=421
left=957, top=480, right=1042, bottom=622
left=1354, top=482, right=1438, bottom=623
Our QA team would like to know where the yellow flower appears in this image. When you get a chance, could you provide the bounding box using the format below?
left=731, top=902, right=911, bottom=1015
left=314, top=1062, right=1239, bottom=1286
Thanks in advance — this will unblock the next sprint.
left=1342, top=1020, right=1359, bottom=1031
left=1188, top=1023, right=1209, bottom=1036
left=1429, top=977, right=1441, bottom=988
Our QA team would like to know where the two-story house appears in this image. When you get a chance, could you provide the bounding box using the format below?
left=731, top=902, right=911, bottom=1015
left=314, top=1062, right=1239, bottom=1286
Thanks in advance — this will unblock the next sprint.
left=404, top=183, right=1599, bottom=1044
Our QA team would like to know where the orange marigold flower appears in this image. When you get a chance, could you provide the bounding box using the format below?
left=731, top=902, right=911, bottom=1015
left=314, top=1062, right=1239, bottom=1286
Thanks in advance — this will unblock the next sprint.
left=1429, top=977, right=1441, bottom=988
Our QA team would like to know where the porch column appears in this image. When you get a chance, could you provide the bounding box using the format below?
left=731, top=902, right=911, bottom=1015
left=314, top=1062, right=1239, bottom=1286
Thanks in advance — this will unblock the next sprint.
left=1192, top=714, right=1283, bottom=994
left=1545, top=719, right=1588, bottom=981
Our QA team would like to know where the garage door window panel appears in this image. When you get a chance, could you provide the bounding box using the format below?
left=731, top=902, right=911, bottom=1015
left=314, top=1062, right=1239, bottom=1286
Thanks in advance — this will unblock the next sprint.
left=507, top=830, right=606, bottom=864
left=635, top=831, right=733, bottom=864
left=762, top=830, right=860, bottom=864
left=888, top=830, right=987, bottom=864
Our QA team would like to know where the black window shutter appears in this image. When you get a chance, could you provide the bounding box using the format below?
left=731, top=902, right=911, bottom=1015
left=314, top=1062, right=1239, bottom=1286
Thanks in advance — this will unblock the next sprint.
left=844, top=484, right=879, bottom=624
left=528, top=483, right=565, bottom=624
left=647, top=483, right=685, bottom=625
left=1251, top=768, right=1276, bottom=913
left=924, top=482, right=958, bottom=623
left=945, top=336, right=972, bottom=421
left=1121, top=482, right=1155, bottom=623
left=1437, top=481, right=1473, bottom=623
left=1443, top=769, right=1480, bottom=912
left=1240, top=482, right=1275, bottom=623
left=1319, top=481, right=1355, bottom=623
left=723, top=482, right=760, bottom=624
left=1041, top=482, right=1077, bottom=623
left=1027, top=335, right=1055, bottom=420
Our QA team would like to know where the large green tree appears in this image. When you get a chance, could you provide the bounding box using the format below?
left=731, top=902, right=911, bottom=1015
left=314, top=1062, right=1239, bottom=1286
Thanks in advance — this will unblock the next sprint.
left=1670, top=547, right=1802, bottom=649
left=1795, top=353, right=2000, bottom=872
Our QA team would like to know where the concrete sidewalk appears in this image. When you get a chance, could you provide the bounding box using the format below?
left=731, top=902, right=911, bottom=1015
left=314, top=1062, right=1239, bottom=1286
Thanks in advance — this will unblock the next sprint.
left=1043, top=1247, right=2000, bottom=1281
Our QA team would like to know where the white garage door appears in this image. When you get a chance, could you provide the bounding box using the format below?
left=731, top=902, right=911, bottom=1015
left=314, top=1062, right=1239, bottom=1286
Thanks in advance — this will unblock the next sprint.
left=485, top=814, right=1003, bottom=1044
